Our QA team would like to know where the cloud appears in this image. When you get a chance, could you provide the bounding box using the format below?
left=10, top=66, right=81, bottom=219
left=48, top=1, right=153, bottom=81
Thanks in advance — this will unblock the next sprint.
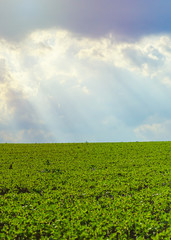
left=134, top=120, right=171, bottom=141
left=0, top=80, right=53, bottom=142
left=1, top=1, right=171, bottom=41
left=0, top=29, right=171, bottom=142
left=0, top=40, right=54, bottom=142
left=162, top=77, right=171, bottom=87
left=0, top=129, right=55, bottom=143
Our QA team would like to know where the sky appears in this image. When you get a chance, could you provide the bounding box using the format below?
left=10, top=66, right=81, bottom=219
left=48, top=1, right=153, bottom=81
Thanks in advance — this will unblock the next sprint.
left=0, top=0, right=171, bottom=143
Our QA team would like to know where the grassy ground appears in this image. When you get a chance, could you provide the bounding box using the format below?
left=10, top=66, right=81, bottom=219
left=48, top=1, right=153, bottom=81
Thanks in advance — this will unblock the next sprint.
left=0, top=142, right=171, bottom=239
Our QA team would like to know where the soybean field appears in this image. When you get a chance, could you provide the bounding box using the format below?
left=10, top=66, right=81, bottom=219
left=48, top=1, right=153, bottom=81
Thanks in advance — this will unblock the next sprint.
left=0, top=142, right=171, bottom=239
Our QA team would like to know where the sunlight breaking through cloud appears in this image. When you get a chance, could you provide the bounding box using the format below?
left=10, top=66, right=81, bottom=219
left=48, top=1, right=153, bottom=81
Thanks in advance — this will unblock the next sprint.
left=0, top=29, right=171, bottom=142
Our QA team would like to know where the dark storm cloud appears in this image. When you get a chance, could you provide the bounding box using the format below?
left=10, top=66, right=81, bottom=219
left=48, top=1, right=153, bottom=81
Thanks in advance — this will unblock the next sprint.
left=0, top=0, right=171, bottom=41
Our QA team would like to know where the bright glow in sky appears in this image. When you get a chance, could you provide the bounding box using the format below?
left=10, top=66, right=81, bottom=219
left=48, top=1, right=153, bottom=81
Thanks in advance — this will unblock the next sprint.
left=0, top=1, right=171, bottom=142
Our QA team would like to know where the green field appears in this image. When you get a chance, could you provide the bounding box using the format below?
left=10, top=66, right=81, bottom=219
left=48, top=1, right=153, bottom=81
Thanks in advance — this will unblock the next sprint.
left=0, top=142, right=171, bottom=239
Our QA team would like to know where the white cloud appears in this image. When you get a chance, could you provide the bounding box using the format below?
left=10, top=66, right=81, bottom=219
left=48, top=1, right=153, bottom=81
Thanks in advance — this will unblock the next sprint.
left=162, top=77, right=171, bottom=87
left=134, top=120, right=171, bottom=141
left=0, top=29, right=171, bottom=142
left=77, top=34, right=171, bottom=79
left=0, top=130, right=24, bottom=143
left=0, top=129, right=55, bottom=143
